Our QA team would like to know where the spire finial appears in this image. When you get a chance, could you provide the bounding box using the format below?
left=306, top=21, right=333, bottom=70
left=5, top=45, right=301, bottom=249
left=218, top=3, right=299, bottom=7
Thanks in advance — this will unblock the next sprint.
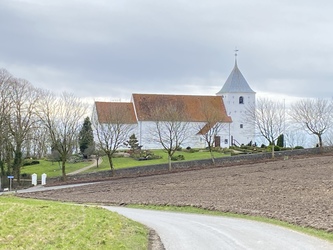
left=234, top=47, right=239, bottom=65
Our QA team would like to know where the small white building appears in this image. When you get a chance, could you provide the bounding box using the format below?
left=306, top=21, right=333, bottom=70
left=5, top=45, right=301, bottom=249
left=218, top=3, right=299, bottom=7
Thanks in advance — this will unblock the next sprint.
left=216, top=58, right=256, bottom=146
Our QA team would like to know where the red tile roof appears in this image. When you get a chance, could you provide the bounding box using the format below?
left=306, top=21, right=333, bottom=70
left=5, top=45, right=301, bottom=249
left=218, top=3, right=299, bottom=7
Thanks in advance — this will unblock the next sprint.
left=131, top=93, right=232, bottom=122
left=95, top=101, right=137, bottom=124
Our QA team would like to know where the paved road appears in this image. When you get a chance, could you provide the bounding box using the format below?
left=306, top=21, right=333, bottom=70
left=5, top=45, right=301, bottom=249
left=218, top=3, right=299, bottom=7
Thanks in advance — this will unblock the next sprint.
left=104, top=206, right=333, bottom=250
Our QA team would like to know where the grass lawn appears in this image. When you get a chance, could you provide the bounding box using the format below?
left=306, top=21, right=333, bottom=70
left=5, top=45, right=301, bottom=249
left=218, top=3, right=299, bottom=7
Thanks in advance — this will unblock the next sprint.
left=85, top=149, right=230, bottom=173
left=19, top=149, right=231, bottom=177
left=21, top=159, right=94, bottom=178
left=0, top=196, right=148, bottom=250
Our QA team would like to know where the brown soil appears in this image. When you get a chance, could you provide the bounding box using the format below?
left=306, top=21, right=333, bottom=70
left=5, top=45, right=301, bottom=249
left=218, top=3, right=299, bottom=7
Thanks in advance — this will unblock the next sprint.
left=18, top=154, right=333, bottom=232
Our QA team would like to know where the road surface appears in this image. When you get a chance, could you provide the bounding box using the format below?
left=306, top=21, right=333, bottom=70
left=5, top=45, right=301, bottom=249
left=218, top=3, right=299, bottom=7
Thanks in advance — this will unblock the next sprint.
left=104, top=206, right=333, bottom=250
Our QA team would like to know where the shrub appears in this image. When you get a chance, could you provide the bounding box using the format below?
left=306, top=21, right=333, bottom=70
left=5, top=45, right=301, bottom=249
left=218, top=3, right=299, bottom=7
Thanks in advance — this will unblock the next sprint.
left=21, top=173, right=31, bottom=179
left=171, top=155, right=185, bottom=161
left=23, top=160, right=40, bottom=166
left=294, top=146, right=304, bottom=150
left=133, top=150, right=162, bottom=161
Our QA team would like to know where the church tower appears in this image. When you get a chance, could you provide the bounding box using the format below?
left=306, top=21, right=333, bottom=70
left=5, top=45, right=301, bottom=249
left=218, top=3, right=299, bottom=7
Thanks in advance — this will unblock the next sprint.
left=216, top=51, right=256, bottom=146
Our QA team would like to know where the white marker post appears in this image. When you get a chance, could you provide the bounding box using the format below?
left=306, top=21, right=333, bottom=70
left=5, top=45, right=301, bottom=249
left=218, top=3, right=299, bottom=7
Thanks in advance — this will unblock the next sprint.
left=31, top=173, right=37, bottom=186
left=7, top=175, right=14, bottom=191
left=41, top=173, right=47, bottom=186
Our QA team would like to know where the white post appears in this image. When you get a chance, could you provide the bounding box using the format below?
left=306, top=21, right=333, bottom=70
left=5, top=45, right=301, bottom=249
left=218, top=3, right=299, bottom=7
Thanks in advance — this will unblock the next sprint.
left=32, top=173, right=37, bottom=186
left=41, top=173, right=47, bottom=186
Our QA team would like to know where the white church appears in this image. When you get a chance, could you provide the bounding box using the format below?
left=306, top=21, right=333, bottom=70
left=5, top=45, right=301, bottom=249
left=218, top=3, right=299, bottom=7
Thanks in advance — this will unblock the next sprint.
left=93, top=56, right=256, bottom=149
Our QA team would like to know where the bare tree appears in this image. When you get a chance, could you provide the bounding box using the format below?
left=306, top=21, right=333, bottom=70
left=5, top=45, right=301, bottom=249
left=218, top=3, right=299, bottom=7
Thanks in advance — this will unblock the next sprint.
left=0, top=69, right=13, bottom=185
left=92, top=102, right=136, bottom=175
left=6, top=78, right=41, bottom=182
left=196, top=103, right=229, bottom=165
left=38, top=91, right=88, bottom=180
left=246, top=98, right=286, bottom=157
left=290, top=98, right=333, bottom=147
left=284, top=126, right=308, bottom=148
left=151, top=103, right=191, bottom=171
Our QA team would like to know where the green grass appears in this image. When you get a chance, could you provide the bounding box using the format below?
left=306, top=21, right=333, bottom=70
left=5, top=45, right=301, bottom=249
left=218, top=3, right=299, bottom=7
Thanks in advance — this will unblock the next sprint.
left=21, top=159, right=94, bottom=178
left=127, top=204, right=333, bottom=243
left=0, top=196, right=148, bottom=250
left=20, top=149, right=231, bottom=177
left=86, top=149, right=230, bottom=173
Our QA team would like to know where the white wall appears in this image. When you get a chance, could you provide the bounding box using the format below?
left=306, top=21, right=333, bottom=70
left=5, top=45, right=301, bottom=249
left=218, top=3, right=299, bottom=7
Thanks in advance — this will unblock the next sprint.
left=222, top=93, right=256, bottom=146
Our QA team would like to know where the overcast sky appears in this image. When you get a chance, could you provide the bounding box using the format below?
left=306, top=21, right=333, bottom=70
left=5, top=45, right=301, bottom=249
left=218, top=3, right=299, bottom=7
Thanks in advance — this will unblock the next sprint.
left=1, top=0, right=333, bottom=103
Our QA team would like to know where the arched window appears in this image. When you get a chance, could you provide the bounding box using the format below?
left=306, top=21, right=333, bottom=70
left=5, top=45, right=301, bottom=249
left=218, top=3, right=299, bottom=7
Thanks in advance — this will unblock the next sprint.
left=239, top=96, right=244, bottom=104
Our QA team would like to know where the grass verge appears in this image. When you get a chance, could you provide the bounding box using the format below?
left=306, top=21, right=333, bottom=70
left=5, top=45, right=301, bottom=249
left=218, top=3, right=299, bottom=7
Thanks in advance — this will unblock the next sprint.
left=127, top=204, right=333, bottom=243
left=0, top=196, right=148, bottom=250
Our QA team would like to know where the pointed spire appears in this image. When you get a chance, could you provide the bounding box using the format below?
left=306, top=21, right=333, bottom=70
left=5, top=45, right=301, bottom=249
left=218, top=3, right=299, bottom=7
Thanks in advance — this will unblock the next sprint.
left=234, top=47, right=239, bottom=66
left=216, top=49, right=255, bottom=95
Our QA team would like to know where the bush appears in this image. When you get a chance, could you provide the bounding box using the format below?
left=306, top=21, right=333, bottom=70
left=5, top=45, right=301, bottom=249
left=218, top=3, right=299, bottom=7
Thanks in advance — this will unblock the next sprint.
left=185, top=147, right=199, bottom=153
left=21, top=173, right=31, bottom=179
left=267, top=145, right=281, bottom=152
left=23, top=160, right=40, bottom=166
left=171, top=155, right=185, bottom=161
left=133, top=150, right=162, bottom=161
left=294, top=146, right=304, bottom=150
left=68, top=154, right=84, bottom=163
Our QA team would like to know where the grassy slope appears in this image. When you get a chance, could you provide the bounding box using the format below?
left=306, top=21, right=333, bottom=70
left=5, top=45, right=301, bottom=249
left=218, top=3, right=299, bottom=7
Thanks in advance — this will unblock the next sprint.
left=20, top=150, right=231, bottom=177
left=0, top=196, right=148, bottom=250
left=21, top=160, right=94, bottom=178
left=86, top=149, right=230, bottom=172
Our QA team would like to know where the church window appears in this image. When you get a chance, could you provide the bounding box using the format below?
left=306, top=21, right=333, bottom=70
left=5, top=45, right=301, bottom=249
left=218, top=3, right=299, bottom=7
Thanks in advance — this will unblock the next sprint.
left=240, top=124, right=243, bottom=129
left=239, top=96, right=244, bottom=104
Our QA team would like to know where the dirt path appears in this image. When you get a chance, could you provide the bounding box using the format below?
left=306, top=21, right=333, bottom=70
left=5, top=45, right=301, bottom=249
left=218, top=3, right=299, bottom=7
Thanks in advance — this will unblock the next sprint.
left=67, top=158, right=103, bottom=176
left=19, top=154, right=333, bottom=232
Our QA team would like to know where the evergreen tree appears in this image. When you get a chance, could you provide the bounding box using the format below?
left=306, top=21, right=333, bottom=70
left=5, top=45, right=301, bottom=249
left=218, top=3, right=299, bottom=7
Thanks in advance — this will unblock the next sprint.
left=79, top=117, right=94, bottom=158
left=125, top=134, right=140, bottom=152
left=277, top=134, right=284, bottom=148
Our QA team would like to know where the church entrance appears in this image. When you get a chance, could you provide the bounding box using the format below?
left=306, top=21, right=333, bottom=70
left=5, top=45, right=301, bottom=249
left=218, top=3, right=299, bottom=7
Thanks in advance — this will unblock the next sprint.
left=214, top=136, right=221, bottom=147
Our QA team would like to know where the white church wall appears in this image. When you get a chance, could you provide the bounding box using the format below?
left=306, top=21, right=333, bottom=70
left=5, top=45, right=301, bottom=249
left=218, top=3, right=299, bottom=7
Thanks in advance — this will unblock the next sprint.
left=221, top=93, right=255, bottom=146
left=136, top=121, right=230, bottom=149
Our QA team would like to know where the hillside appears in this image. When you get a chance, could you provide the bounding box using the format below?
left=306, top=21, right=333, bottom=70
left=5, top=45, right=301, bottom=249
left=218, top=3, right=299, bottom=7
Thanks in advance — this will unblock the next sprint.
left=18, top=154, right=333, bottom=232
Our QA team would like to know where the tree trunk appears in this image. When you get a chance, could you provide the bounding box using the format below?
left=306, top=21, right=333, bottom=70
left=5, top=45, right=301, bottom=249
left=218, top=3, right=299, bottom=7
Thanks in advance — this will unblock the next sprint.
left=168, top=155, right=172, bottom=171
left=61, top=159, right=67, bottom=181
left=318, top=135, right=323, bottom=148
left=13, top=149, right=23, bottom=184
left=107, top=154, right=114, bottom=176
left=209, top=149, right=215, bottom=166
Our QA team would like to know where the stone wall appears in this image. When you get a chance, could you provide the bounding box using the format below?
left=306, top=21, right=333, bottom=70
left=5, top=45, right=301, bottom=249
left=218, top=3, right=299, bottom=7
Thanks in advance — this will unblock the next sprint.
left=48, top=146, right=332, bottom=185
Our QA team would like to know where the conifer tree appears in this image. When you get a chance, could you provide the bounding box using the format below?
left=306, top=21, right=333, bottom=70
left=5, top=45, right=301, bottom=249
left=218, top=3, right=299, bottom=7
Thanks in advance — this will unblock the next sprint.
left=79, top=117, right=94, bottom=158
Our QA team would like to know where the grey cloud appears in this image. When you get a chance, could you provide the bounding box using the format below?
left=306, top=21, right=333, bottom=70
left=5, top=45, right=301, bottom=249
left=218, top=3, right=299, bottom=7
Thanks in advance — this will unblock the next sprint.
left=1, top=0, right=333, bottom=100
